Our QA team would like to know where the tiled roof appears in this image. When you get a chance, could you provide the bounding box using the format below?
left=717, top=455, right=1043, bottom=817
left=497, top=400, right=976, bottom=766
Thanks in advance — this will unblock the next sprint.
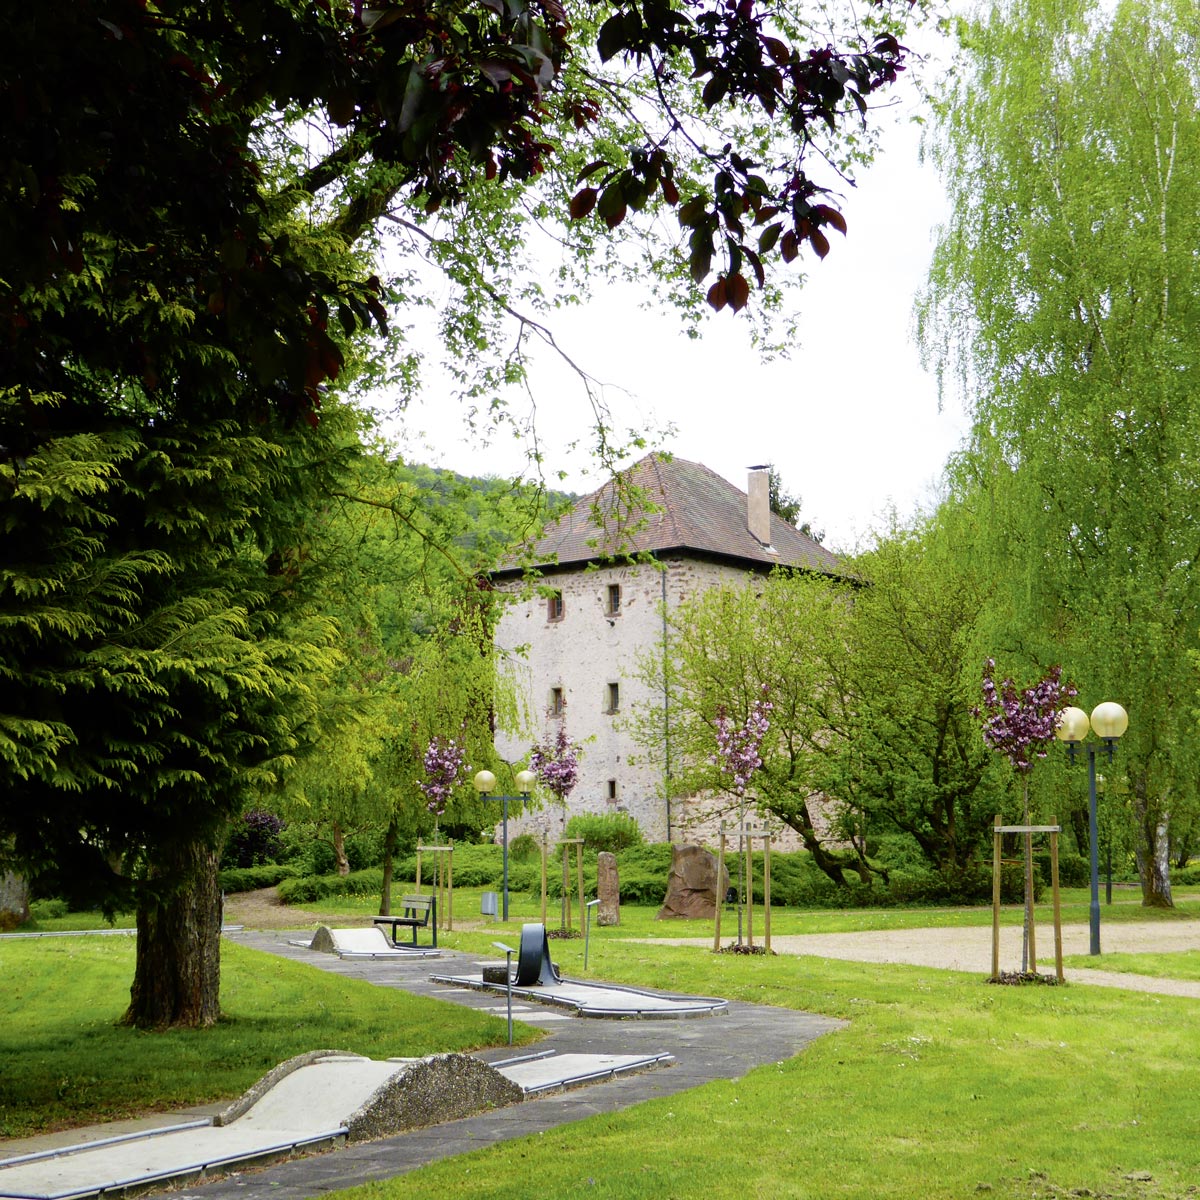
left=496, top=453, right=841, bottom=575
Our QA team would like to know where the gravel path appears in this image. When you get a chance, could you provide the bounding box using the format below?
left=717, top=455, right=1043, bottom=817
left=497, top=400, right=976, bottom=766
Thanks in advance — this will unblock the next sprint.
left=639, top=920, right=1200, bottom=996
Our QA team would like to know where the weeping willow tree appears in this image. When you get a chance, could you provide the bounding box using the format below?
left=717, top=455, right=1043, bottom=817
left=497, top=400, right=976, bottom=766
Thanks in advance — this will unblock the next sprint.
left=919, top=0, right=1200, bottom=906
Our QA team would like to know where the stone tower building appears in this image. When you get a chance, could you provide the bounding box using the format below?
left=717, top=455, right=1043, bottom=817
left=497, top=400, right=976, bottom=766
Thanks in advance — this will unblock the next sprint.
left=490, top=453, right=839, bottom=843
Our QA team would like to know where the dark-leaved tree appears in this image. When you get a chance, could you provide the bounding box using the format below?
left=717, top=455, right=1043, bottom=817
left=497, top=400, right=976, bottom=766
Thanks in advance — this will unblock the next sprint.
left=1, top=0, right=920, bottom=1027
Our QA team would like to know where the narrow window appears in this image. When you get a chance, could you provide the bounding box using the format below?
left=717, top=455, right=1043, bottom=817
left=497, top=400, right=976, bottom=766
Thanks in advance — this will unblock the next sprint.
left=606, top=681, right=620, bottom=713
left=550, top=687, right=565, bottom=717
left=606, top=583, right=621, bottom=615
left=547, top=591, right=564, bottom=621
left=607, top=779, right=618, bottom=803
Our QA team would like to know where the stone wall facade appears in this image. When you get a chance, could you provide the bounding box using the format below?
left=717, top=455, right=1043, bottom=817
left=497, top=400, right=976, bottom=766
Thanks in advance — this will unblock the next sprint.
left=494, top=555, right=782, bottom=844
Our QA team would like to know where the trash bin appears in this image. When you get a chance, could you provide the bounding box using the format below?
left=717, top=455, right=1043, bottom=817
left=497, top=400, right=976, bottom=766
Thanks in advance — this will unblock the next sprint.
left=481, top=891, right=498, bottom=918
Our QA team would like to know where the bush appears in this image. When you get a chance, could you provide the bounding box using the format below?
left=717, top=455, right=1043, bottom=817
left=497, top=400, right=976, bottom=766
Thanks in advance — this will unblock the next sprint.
left=277, top=868, right=385, bottom=905
left=1175, top=863, right=1200, bottom=886
left=388, top=843, right=504, bottom=889
left=222, top=809, right=285, bottom=869
left=219, top=864, right=300, bottom=894
left=509, top=833, right=540, bottom=863
left=28, top=898, right=69, bottom=920
left=345, top=830, right=386, bottom=872
left=1038, top=850, right=1089, bottom=889
left=564, top=812, right=644, bottom=854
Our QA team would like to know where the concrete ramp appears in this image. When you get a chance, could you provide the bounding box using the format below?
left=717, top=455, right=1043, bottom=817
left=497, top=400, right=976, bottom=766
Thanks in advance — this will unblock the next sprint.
left=304, top=926, right=440, bottom=960
left=0, top=1051, right=520, bottom=1200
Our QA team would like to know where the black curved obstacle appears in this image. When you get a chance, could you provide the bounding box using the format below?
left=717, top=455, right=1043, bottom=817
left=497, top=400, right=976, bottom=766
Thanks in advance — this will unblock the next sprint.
left=515, top=922, right=560, bottom=987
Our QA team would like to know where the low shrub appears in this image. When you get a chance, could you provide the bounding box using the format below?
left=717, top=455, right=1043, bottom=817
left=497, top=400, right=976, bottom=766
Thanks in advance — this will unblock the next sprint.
left=28, top=898, right=69, bottom=920
left=219, top=864, right=300, bottom=895
left=1038, top=850, right=1089, bottom=889
left=277, top=868, right=385, bottom=905
left=564, top=812, right=644, bottom=854
left=1175, top=863, right=1200, bottom=886
left=508, top=833, right=540, bottom=863
left=390, top=843, right=503, bottom=889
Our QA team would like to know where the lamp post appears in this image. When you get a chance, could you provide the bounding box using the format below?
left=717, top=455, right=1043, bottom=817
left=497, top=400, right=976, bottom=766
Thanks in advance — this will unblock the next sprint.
left=474, top=768, right=536, bottom=922
left=1055, top=701, right=1128, bottom=956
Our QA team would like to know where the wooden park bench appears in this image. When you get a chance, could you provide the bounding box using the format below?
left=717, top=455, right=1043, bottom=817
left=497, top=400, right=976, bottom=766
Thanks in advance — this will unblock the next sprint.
left=373, top=895, right=437, bottom=948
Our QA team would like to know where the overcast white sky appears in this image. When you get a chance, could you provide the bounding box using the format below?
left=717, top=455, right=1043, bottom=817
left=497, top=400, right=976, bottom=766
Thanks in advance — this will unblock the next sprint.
left=379, top=38, right=969, bottom=553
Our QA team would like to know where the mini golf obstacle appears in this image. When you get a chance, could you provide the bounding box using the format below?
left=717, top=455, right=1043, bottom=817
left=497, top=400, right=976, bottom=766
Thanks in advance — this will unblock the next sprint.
left=0, top=1047, right=673, bottom=1200
left=433, top=923, right=728, bottom=1019
left=298, top=926, right=441, bottom=960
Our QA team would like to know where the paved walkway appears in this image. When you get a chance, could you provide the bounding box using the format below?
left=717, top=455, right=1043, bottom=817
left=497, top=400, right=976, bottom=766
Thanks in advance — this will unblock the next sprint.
left=2, top=930, right=841, bottom=1200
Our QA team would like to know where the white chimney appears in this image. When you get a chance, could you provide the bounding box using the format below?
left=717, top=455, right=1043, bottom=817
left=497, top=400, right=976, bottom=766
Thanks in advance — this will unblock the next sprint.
left=747, top=468, right=774, bottom=547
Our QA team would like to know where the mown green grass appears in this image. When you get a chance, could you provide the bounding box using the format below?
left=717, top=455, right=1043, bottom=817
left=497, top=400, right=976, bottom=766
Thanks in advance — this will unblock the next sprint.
left=0, top=936, right=536, bottom=1138
left=336, top=942, right=1200, bottom=1200
left=1063, top=949, right=1200, bottom=980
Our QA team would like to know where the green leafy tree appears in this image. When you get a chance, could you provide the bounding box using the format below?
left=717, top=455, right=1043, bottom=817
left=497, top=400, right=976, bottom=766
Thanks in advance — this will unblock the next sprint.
left=919, top=0, right=1200, bottom=906
left=636, top=520, right=1011, bottom=891
left=2, top=0, right=922, bottom=1028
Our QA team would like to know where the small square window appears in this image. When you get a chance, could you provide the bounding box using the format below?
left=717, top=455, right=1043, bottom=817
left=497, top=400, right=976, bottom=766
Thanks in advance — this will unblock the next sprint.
left=606, top=682, right=620, bottom=713
left=606, top=584, right=621, bottom=615
left=547, top=591, right=564, bottom=621
left=550, top=687, right=565, bottom=717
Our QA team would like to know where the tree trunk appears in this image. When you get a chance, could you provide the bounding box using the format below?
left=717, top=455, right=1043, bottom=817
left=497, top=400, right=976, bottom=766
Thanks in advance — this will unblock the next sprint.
left=380, top=816, right=398, bottom=916
left=1136, top=804, right=1173, bottom=909
left=332, top=822, right=350, bottom=877
left=1132, top=782, right=1171, bottom=902
left=124, top=836, right=222, bottom=1030
left=0, top=870, right=30, bottom=931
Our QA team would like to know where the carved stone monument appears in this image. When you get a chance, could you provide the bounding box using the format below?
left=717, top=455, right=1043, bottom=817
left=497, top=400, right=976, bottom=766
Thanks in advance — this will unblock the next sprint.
left=656, top=844, right=729, bottom=920
left=596, top=851, right=619, bottom=926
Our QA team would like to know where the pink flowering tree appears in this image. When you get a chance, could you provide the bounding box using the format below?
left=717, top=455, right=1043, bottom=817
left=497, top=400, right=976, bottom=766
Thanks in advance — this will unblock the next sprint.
left=530, top=724, right=582, bottom=832
left=976, top=661, right=1075, bottom=775
left=712, top=688, right=774, bottom=800
left=975, top=660, right=1076, bottom=970
left=712, top=687, right=773, bottom=941
left=419, top=733, right=468, bottom=824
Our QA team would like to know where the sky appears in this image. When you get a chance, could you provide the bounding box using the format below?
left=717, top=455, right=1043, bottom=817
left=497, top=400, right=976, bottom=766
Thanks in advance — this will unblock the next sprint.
left=378, top=36, right=970, bottom=553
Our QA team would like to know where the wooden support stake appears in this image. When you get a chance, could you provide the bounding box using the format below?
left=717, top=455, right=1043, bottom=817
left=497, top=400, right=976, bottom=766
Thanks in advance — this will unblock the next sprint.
left=540, top=834, right=548, bottom=925
left=992, top=814, right=1002, bottom=982
left=746, top=831, right=754, bottom=948
left=562, top=841, right=570, bottom=930
left=714, top=828, right=726, bottom=952
left=764, top=834, right=772, bottom=953
left=576, top=843, right=585, bottom=930
left=1051, top=821, right=1063, bottom=984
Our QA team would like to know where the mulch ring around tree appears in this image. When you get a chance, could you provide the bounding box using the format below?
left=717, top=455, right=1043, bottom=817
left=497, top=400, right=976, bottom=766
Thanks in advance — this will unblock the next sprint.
left=988, top=970, right=1062, bottom=986
left=717, top=943, right=776, bottom=956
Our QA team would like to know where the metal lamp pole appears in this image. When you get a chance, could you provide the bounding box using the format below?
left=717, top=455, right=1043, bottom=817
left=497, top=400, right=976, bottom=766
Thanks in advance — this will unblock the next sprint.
left=1055, top=702, right=1128, bottom=956
left=474, top=769, right=536, bottom=922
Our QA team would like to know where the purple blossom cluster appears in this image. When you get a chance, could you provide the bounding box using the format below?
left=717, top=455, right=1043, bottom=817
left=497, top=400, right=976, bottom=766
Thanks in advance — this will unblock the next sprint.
left=974, top=659, right=1077, bottom=773
left=530, top=724, right=581, bottom=801
left=712, top=687, right=773, bottom=796
left=420, top=734, right=467, bottom=815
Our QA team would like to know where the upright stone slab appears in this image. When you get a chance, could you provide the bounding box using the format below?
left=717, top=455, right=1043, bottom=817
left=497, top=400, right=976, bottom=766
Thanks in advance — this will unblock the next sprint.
left=597, top=851, right=619, bottom=926
left=656, top=844, right=729, bottom=920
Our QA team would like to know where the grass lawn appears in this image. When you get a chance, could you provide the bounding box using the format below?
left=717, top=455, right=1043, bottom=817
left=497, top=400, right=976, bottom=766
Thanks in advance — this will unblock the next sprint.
left=0, top=936, right=537, bottom=1138
left=335, top=941, right=1200, bottom=1200
left=1063, top=949, right=1200, bottom=981
left=7, top=895, right=1200, bottom=1198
